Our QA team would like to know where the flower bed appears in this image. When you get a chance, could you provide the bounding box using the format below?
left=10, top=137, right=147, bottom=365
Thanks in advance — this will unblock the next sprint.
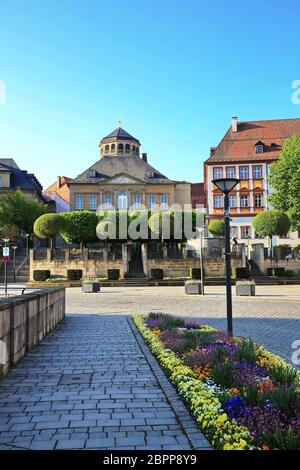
left=133, top=313, right=300, bottom=450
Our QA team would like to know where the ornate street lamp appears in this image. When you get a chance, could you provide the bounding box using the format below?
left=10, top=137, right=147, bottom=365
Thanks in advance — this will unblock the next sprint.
left=212, top=178, right=240, bottom=336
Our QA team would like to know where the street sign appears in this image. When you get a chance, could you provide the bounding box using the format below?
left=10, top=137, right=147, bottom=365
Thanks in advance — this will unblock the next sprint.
left=3, top=247, right=9, bottom=257
left=3, top=247, right=10, bottom=263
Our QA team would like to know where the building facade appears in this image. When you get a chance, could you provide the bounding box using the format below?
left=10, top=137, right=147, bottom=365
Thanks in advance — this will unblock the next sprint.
left=204, top=117, right=300, bottom=247
left=0, top=158, right=47, bottom=203
left=69, top=127, right=191, bottom=211
left=43, top=176, right=71, bottom=212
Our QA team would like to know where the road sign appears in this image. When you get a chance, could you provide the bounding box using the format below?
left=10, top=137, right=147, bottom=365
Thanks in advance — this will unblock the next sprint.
left=3, top=247, right=9, bottom=257
left=3, top=256, right=10, bottom=262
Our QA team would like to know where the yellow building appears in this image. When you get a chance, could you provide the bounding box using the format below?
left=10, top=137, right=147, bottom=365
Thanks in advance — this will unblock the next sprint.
left=69, top=127, right=191, bottom=211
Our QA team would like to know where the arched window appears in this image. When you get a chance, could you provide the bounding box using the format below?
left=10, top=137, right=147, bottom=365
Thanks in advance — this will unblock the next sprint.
left=136, top=147, right=139, bottom=155
left=118, top=143, right=124, bottom=153
left=125, top=144, right=130, bottom=153
left=105, top=144, right=109, bottom=153
left=111, top=143, right=115, bottom=153
left=132, top=145, right=135, bottom=153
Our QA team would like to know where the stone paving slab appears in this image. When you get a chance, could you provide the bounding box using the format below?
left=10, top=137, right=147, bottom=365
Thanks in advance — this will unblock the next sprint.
left=0, top=315, right=210, bottom=450
left=66, top=286, right=300, bottom=368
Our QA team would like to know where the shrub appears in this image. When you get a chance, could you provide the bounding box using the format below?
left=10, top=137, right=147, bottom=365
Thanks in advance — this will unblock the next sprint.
left=267, top=267, right=286, bottom=277
left=33, top=270, right=51, bottom=282
left=151, top=268, right=164, bottom=280
left=107, top=269, right=120, bottom=280
left=273, top=267, right=286, bottom=277
left=61, top=211, right=99, bottom=245
left=190, top=267, right=202, bottom=279
left=232, top=267, right=250, bottom=279
left=208, top=219, right=225, bottom=237
left=34, top=214, right=66, bottom=239
left=67, top=269, right=83, bottom=281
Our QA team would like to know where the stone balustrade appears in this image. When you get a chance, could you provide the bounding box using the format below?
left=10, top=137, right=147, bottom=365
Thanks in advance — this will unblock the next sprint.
left=0, top=287, right=65, bottom=378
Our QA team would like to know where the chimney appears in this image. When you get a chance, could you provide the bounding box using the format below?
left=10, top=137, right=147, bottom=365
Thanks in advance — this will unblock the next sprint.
left=142, top=153, right=148, bottom=162
left=231, top=116, right=238, bottom=133
left=56, top=176, right=61, bottom=188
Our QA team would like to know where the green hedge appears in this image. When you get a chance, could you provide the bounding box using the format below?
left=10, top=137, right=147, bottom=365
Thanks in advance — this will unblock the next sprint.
left=267, top=267, right=286, bottom=277
left=150, top=268, right=164, bottom=280
left=231, top=267, right=249, bottom=279
left=67, top=269, right=83, bottom=281
left=190, top=267, right=202, bottom=280
left=33, top=270, right=51, bottom=282
left=107, top=269, right=120, bottom=280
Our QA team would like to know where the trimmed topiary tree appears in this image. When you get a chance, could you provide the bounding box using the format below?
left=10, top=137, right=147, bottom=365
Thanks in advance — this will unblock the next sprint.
left=60, top=211, right=99, bottom=248
left=34, top=213, right=66, bottom=249
left=208, top=219, right=225, bottom=237
left=252, top=210, right=290, bottom=258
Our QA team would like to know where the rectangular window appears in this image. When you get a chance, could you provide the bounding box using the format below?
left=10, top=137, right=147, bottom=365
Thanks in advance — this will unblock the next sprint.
left=148, top=194, right=155, bottom=209
left=254, top=194, right=262, bottom=207
left=133, top=194, right=142, bottom=209
left=213, top=167, right=223, bottom=179
left=230, top=226, right=237, bottom=238
left=229, top=195, right=235, bottom=208
left=241, top=226, right=251, bottom=239
left=239, top=166, right=249, bottom=180
left=214, top=195, right=222, bottom=208
left=253, top=165, right=262, bottom=179
left=160, top=194, right=168, bottom=209
left=0, top=175, right=3, bottom=187
left=103, top=193, right=112, bottom=208
left=240, top=195, right=249, bottom=207
left=89, top=194, right=97, bottom=210
left=256, top=145, right=264, bottom=154
left=76, top=194, right=84, bottom=210
left=226, top=167, right=235, bottom=178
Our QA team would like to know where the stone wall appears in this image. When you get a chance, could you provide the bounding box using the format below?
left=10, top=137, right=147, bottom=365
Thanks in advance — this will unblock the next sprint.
left=30, top=250, right=124, bottom=279
left=147, top=257, right=243, bottom=278
left=0, top=287, right=65, bottom=378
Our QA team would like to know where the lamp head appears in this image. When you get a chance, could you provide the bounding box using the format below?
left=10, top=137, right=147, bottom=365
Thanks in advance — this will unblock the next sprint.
left=212, top=178, right=240, bottom=194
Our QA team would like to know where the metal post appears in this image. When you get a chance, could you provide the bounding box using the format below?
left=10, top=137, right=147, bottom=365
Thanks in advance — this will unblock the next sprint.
left=4, top=258, right=7, bottom=296
left=200, top=231, right=204, bottom=295
left=13, top=248, right=16, bottom=283
left=224, top=193, right=233, bottom=336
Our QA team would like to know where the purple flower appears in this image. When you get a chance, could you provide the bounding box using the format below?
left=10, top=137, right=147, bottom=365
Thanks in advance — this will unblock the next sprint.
left=221, top=395, right=245, bottom=417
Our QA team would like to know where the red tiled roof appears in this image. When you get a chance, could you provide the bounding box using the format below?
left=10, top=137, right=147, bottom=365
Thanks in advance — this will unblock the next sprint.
left=206, top=118, right=300, bottom=163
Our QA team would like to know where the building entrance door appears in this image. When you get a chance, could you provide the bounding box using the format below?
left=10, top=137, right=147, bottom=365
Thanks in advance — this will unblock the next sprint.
left=128, top=243, right=145, bottom=278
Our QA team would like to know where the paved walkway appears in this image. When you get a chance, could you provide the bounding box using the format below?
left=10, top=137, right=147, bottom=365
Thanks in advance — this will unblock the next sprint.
left=0, top=315, right=210, bottom=450
left=66, top=286, right=300, bottom=368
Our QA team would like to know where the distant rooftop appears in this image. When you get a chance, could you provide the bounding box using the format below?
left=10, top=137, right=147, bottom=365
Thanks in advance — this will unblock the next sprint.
left=100, top=127, right=140, bottom=144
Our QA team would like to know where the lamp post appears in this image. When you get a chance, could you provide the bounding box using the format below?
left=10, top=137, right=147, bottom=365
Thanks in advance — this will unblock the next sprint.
left=212, top=178, right=240, bottom=336
left=25, top=233, right=30, bottom=258
left=12, top=245, right=18, bottom=283
left=197, top=226, right=207, bottom=295
left=2, top=238, right=10, bottom=297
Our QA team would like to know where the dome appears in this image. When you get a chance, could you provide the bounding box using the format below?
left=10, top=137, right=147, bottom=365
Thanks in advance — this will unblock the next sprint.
left=100, top=127, right=140, bottom=145
left=99, top=127, right=141, bottom=158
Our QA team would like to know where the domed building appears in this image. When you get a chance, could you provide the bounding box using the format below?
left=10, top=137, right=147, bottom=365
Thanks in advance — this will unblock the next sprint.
left=69, top=127, right=191, bottom=211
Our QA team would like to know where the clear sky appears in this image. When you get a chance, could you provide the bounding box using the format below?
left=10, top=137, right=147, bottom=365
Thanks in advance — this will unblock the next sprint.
left=0, top=0, right=300, bottom=188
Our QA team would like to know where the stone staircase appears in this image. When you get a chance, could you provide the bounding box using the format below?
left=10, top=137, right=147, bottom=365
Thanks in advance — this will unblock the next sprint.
left=247, top=259, right=278, bottom=285
left=1, top=251, right=30, bottom=284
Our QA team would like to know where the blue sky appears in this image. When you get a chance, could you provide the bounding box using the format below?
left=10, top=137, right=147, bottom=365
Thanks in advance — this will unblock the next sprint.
left=0, top=0, right=299, bottom=188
